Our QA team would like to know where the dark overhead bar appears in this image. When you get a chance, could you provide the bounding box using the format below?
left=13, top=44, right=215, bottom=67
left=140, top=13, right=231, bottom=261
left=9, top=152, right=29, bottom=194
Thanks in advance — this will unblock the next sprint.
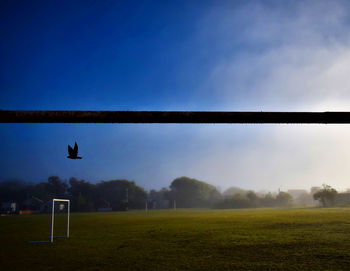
left=1, top=110, right=350, bottom=124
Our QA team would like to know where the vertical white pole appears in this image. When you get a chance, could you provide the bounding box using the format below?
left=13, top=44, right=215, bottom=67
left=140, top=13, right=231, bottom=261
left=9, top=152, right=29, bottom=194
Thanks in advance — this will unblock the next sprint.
left=67, top=200, right=70, bottom=238
left=145, top=201, right=148, bottom=211
left=50, top=199, right=55, bottom=243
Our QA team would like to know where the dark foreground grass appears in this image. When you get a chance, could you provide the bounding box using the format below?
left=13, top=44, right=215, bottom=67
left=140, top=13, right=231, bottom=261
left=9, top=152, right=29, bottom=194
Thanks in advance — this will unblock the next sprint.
left=2, top=208, right=350, bottom=270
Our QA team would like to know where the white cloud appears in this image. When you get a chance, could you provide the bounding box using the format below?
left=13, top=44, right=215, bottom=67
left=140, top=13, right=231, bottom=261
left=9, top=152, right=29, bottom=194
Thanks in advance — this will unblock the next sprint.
left=198, top=0, right=350, bottom=111
left=176, top=0, right=350, bottom=192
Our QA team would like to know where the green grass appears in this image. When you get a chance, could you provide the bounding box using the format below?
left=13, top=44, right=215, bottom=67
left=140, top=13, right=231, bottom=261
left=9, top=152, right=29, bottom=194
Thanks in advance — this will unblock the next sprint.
left=2, top=208, right=350, bottom=270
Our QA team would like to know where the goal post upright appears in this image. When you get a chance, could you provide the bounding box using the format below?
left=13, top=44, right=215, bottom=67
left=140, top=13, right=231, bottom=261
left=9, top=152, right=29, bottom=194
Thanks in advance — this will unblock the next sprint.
left=67, top=199, right=70, bottom=238
left=50, top=199, right=54, bottom=243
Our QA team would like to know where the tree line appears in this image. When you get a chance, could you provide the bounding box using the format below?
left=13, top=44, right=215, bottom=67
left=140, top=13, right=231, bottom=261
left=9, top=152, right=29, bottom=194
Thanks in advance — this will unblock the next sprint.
left=0, top=177, right=147, bottom=212
left=0, top=176, right=338, bottom=212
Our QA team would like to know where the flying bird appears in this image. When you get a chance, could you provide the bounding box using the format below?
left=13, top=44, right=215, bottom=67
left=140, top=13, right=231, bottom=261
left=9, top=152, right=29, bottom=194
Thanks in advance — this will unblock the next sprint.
left=67, top=142, right=82, bottom=159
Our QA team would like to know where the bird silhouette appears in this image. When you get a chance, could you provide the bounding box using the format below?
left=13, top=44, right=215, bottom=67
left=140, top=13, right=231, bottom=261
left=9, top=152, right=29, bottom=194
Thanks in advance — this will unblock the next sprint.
left=67, top=142, right=82, bottom=159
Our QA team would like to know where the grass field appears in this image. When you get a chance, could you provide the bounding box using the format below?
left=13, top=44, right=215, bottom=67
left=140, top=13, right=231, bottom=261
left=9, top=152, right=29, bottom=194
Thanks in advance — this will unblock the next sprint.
left=2, top=208, right=350, bottom=270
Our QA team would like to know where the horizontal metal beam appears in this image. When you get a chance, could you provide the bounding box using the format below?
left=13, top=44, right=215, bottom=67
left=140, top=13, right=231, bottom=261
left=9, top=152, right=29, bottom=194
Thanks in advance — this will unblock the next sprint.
left=1, top=110, right=350, bottom=124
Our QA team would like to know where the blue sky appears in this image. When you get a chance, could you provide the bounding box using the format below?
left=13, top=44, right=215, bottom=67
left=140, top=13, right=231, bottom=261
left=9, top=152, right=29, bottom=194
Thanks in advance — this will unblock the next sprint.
left=2, top=0, right=350, bottom=192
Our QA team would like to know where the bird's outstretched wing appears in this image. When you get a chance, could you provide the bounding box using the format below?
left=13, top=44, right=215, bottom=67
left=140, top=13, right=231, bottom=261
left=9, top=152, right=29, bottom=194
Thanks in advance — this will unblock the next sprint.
left=68, top=145, right=74, bottom=156
left=73, top=142, right=79, bottom=155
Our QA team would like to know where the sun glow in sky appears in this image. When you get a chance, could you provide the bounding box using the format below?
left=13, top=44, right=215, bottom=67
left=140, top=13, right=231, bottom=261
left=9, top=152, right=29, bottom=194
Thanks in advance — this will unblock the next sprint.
left=2, top=0, right=350, bottom=191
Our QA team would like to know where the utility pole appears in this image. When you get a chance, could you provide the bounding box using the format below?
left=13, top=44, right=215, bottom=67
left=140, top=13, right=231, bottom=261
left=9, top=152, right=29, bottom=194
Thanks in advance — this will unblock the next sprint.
left=145, top=200, right=148, bottom=211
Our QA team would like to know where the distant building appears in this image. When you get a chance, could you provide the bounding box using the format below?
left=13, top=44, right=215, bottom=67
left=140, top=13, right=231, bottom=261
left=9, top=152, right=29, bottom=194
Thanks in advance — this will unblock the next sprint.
left=1, top=202, right=17, bottom=214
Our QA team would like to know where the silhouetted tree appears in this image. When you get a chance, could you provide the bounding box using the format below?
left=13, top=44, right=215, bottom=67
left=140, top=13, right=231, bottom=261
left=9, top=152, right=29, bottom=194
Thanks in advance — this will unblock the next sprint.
left=148, top=188, right=170, bottom=209
left=246, top=190, right=258, bottom=207
left=0, top=180, right=28, bottom=209
left=169, top=177, right=221, bottom=208
left=47, top=176, right=68, bottom=199
left=313, top=184, right=337, bottom=207
left=260, top=192, right=275, bottom=207
left=68, top=177, right=95, bottom=211
left=276, top=191, right=293, bottom=207
left=95, top=180, right=147, bottom=211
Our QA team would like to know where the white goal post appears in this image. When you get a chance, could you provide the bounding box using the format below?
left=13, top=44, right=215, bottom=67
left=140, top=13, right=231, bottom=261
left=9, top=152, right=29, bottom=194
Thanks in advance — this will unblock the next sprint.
left=30, top=198, right=70, bottom=244
left=50, top=199, right=70, bottom=243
